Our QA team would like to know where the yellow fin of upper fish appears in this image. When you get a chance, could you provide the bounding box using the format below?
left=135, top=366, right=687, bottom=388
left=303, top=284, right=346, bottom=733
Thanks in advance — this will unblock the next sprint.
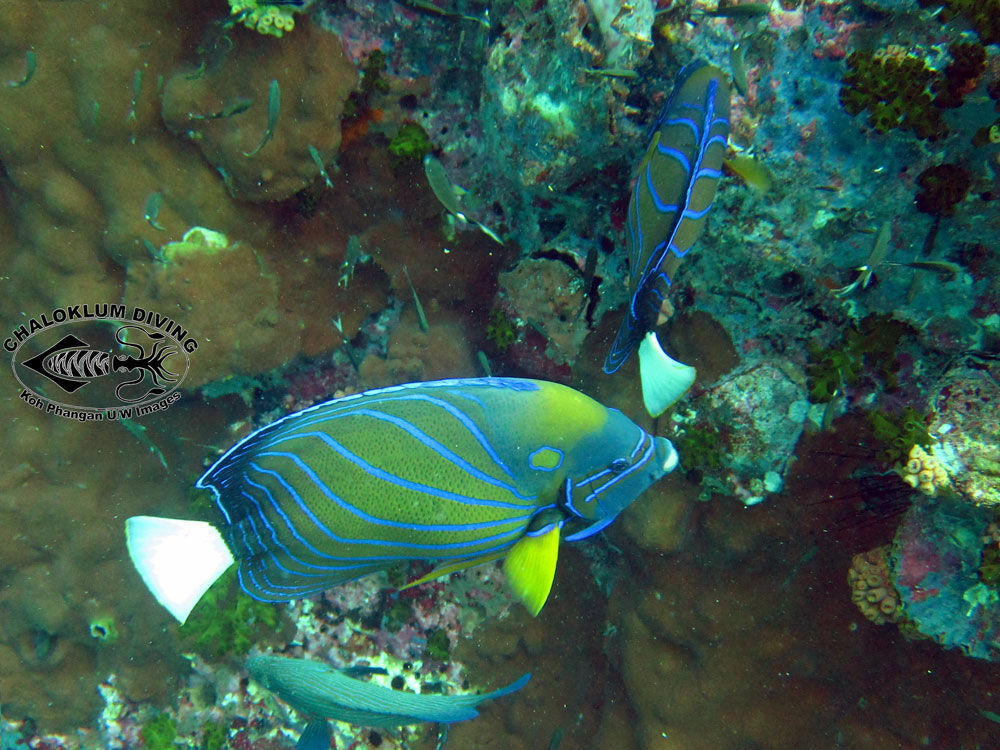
left=503, top=525, right=560, bottom=617
left=399, top=550, right=508, bottom=590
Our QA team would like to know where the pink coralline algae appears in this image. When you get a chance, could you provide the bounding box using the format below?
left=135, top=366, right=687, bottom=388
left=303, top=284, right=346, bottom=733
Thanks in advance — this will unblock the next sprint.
left=891, top=494, right=1000, bottom=661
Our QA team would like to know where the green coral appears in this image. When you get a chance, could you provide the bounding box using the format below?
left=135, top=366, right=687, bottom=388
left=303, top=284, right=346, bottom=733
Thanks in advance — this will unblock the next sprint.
left=179, top=569, right=281, bottom=659
left=840, top=51, right=948, bottom=140
left=140, top=713, right=177, bottom=750
left=485, top=308, right=516, bottom=351
left=868, top=406, right=932, bottom=465
left=388, top=122, right=433, bottom=163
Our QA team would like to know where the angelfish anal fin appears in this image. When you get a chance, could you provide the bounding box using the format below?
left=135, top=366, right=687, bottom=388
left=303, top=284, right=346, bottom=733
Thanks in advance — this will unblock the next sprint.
left=503, top=525, right=560, bottom=617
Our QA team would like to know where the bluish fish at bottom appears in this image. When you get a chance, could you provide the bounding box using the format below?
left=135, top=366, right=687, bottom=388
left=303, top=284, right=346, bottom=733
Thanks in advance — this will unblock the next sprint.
left=246, top=653, right=530, bottom=727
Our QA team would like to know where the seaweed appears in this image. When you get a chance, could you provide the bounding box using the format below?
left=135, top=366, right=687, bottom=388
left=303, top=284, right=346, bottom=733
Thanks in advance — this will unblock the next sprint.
left=868, top=406, right=932, bottom=465
left=485, top=307, right=516, bottom=351
left=140, top=713, right=177, bottom=750
left=425, top=627, right=450, bottom=662
left=178, top=569, right=282, bottom=659
left=806, top=314, right=915, bottom=403
left=915, top=163, right=972, bottom=217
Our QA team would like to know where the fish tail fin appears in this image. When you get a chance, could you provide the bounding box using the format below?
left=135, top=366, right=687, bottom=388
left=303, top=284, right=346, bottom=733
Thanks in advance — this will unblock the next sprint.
left=638, top=331, right=696, bottom=417
left=503, top=525, right=560, bottom=616
left=125, top=516, right=234, bottom=624
left=483, top=672, right=531, bottom=703
left=296, top=719, right=332, bottom=750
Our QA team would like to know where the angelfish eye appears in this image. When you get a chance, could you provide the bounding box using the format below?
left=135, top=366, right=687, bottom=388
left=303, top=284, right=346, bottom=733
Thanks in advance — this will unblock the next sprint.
left=609, top=458, right=629, bottom=474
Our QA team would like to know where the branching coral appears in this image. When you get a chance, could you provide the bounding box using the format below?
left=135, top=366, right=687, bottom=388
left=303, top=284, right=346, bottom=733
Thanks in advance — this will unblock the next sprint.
left=848, top=547, right=903, bottom=625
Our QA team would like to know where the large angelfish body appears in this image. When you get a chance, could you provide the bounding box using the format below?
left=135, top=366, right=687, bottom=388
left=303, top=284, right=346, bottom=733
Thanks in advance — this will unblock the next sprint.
left=126, top=377, right=677, bottom=623
left=604, top=60, right=730, bottom=417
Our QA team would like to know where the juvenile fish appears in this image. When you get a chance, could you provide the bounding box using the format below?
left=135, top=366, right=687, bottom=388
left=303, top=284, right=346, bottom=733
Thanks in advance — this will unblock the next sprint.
left=125, top=378, right=678, bottom=622
left=423, top=154, right=503, bottom=244
left=308, top=144, right=335, bottom=188
left=143, top=192, right=166, bottom=231
left=694, top=2, right=771, bottom=19
left=246, top=653, right=529, bottom=727
left=403, top=265, right=429, bottom=332
left=6, top=50, right=36, bottom=88
left=244, top=79, right=280, bottom=157
left=604, top=61, right=730, bottom=417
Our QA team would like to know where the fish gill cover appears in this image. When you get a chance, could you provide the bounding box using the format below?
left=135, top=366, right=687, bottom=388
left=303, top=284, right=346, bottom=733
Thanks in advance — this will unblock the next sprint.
left=2, top=0, right=1000, bottom=748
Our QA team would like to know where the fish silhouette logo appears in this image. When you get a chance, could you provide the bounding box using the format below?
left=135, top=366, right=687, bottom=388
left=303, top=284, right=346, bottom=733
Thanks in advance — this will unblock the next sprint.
left=7, top=304, right=198, bottom=419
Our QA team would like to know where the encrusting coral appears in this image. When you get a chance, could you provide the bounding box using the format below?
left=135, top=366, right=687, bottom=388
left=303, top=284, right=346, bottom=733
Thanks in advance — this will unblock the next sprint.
left=848, top=547, right=903, bottom=625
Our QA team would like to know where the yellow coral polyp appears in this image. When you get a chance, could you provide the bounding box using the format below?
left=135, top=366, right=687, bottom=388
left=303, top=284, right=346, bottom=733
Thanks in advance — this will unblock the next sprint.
left=229, top=0, right=299, bottom=38
left=899, top=443, right=950, bottom=497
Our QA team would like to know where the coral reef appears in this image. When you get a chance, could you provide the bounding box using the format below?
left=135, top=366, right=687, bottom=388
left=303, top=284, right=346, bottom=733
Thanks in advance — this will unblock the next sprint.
left=891, top=493, right=1000, bottom=661
left=161, top=23, right=357, bottom=202
left=848, top=546, right=902, bottom=625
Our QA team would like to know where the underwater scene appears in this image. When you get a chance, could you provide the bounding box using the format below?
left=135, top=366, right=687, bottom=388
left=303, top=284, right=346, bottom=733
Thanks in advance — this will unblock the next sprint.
left=2, top=0, right=1000, bottom=747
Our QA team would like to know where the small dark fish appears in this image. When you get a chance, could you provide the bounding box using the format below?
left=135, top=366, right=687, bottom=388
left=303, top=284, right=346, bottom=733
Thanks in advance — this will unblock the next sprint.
left=185, top=61, right=207, bottom=80
left=6, top=50, right=36, bottom=88
left=583, top=67, right=638, bottom=79
left=127, top=69, right=142, bottom=125
left=400, top=0, right=490, bottom=28
left=403, top=265, right=429, bottom=332
left=142, top=238, right=164, bottom=263
left=243, top=79, right=280, bottom=157
left=694, top=3, right=771, bottom=18
left=189, top=97, right=253, bottom=121
left=308, top=144, right=335, bottom=188
left=143, top=192, right=166, bottom=231
left=894, top=260, right=961, bottom=280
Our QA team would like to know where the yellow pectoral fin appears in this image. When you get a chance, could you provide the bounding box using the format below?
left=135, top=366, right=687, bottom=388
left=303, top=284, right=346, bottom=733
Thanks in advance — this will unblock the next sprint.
left=399, top=550, right=508, bottom=591
left=503, top=526, right=560, bottom=617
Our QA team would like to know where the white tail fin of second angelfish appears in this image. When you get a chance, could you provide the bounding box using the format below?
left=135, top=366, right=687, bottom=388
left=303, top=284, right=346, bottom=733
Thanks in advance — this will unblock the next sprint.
left=125, top=516, right=235, bottom=624
left=639, top=331, right=696, bottom=418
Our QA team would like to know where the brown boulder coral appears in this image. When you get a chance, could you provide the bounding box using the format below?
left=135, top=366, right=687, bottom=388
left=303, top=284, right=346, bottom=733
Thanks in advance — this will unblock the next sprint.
left=161, top=23, right=357, bottom=202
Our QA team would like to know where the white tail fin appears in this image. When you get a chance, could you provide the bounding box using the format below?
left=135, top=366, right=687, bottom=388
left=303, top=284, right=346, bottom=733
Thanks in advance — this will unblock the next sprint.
left=639, top=331, right=696, bottom=417
left=125, top=516, right=234, bottom=624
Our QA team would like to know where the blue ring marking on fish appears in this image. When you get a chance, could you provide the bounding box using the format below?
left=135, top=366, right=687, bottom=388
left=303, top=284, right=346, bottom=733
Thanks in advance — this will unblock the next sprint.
left=248, top=463, right=531, bottom=554
left=583, top=435, right=655, bottom=504
left=527, top=447, right=564, bottom=472
left=257, top=449, right=535, bottom=532
left=259, top=431, right=533, bottom=511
